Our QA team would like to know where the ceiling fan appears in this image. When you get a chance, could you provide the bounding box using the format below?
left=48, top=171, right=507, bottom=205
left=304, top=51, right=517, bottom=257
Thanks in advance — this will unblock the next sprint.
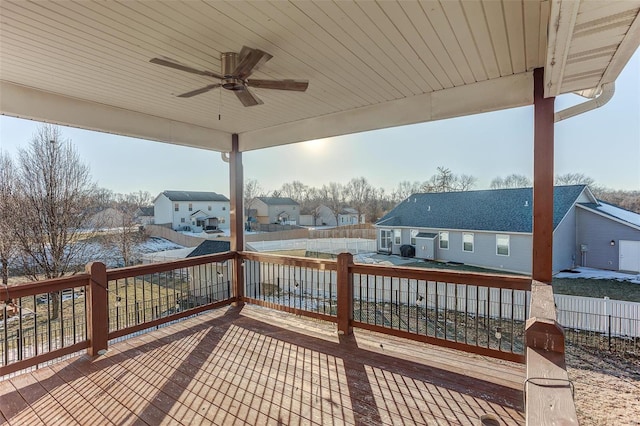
left=150, top=46, right=309, bottom=107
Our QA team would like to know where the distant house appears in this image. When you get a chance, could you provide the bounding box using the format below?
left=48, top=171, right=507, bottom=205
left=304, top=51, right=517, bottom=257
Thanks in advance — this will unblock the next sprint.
left=88, top=207, right=126, bottom=229
left=154, top=190, right=230, bottom=232
left=251, top=197, right=300, bottom=225
left=135, top=207, right=155, bottom=225
left=338, top=207, right=365, bottom=226
left=375, top=185, right=640, bottom=274
left=301, top=205, right=365, bottom=227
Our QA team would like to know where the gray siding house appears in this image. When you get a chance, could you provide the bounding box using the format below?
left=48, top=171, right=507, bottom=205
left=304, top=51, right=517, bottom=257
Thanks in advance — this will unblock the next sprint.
left=376, top=185, right=640, bottom=274
left=251, top=197, right=300, bottom=225
left=576, top=202, right=640, bottom=272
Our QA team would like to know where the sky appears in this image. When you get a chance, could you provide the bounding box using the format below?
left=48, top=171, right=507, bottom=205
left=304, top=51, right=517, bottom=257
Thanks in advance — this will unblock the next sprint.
left=1, top=50, right=638, bottom=198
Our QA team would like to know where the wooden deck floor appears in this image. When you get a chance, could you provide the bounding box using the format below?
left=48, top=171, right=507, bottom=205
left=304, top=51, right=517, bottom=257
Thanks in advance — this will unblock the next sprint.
left=0, top=305, right=525, bottom=425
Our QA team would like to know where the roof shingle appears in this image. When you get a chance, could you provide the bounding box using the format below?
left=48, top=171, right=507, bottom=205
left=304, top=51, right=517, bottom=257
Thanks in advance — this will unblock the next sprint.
left=256, top=197, right=299, bottom=206
left=186, top=240, right=231, bottom=257
left=161, top=191, right=229, bottom=202
left=375, top=185, right=587, bottom=233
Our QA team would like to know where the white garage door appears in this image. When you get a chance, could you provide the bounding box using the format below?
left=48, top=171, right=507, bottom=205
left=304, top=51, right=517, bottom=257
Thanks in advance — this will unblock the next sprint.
left=619, top=240, right=640, bottom=272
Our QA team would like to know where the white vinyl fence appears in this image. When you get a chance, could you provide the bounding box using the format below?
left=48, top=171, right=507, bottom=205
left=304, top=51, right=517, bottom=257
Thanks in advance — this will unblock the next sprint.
left=244, top=258, right=640, bottom=339
left=246, top=238, right=376, bottom=255
left=555, top=294, right=640, bottom=338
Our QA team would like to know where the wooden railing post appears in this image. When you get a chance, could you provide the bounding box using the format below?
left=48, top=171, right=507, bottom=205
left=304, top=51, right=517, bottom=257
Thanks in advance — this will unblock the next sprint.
left=525, top=280, right=577, bottom=425
left=337, top=252, right=353, bottom=335
left=525, top=280, right=565, bottom=353
left=86, top=262, right=108, bottom=356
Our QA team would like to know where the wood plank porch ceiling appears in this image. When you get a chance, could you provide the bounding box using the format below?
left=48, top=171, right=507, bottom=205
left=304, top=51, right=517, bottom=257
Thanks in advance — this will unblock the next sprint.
left=0, top=305, right=525, bottom=425
left=0, top=1, right=638, bottom=152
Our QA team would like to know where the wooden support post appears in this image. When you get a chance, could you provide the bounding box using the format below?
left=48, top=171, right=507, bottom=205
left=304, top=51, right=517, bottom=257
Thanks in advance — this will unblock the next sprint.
left=86, top=262, right=108, bottom=356
left=532, top=68, right=555, bottom=283
left=229, top=134, right=244, bottom=306
left=336, top=252, right=353, bottom=335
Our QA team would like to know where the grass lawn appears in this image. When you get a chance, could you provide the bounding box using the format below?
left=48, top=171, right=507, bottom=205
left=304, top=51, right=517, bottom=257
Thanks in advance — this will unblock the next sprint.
left=403, top=259, right=525, bottom=276
left=551, top=277, right=640, bottom=303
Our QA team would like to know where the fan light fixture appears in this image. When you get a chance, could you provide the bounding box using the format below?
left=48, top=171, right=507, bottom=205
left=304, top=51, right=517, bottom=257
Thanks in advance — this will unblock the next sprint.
left=150, top=46, right=309, bottom=107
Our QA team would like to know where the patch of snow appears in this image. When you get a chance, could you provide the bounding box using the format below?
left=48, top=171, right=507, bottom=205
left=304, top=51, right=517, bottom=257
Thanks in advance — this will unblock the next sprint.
left=596, top=202, right=640, bottom=227
left=138, top=237, right=184, bottom=253
left=142, top=247, right=195, bottom=263
left=555, top=267, right=640, bottom=284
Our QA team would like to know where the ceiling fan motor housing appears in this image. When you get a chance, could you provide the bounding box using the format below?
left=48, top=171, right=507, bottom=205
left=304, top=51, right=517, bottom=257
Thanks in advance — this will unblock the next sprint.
left=221, top=52, right=244, bottom=90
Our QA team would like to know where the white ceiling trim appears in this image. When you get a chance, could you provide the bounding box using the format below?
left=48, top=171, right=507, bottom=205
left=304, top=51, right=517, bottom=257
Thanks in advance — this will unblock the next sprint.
left=545, top=0, right=580, bottom=97
left=599, top=10, right=640, bottom=87
left=239, top=72, right=533, bottom=152
left=0, top=81, right=232, bottom=151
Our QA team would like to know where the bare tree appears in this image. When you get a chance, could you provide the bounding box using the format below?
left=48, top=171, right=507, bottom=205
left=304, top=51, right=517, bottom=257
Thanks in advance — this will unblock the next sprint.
left=365, top=188, right=392, bottom=223
left=243, top=178, right=267, bottom=230
left=422, top=167, right=476, bottom=192
left=391, top=181, right=423, bottom=203
left=0, top=152, right=17, bottom=286
left=319, top=182, right=345, bottom=225
left=13, top=125, right=99, bottom=318
left=345, top=177, right=372, bottom=223
left=458, top=174, right=477, bottom=191
left=104, top=192, right=149, bottom=266
left=555, top=173, right=595, bottom=187
left=94, top=187, right=115, bottom=210
left=490, top=174, right=532, bottom=189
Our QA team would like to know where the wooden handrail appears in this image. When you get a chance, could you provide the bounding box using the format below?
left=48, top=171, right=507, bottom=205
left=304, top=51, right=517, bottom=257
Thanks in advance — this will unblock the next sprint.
left=106, top=251, right=236, bottom=280
left=240, top=251, right=338, bottom=270
left=2, top=274, right=90, bottom=299
left=350, top=263, right=531, bottom=290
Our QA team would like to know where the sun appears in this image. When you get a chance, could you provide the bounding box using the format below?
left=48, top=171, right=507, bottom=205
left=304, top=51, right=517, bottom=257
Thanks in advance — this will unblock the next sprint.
left=302, top=139, right=327, bottom=153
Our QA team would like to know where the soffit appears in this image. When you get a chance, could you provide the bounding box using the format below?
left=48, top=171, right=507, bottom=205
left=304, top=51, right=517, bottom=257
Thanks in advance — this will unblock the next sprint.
left=0, top=1, right=638, bottom=152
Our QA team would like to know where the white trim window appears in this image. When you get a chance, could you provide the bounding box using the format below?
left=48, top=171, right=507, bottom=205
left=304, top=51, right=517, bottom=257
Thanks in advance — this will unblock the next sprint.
left=497, top=234, right=510, bottom=256
left=463, top=232, right=474, bottom=252
left=380, top=230, right=392, bottom=250
left=394, top=229, right=401, bottom=245
left=439, top=231, right=449, bottom=250
left=174, top=203, right=179, bottom=212
left=410, top=229, right=419, bottom=245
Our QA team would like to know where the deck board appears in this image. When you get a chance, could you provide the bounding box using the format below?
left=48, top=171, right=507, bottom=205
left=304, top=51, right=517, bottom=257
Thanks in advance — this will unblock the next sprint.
left=1, top=305, right=525, bottom=425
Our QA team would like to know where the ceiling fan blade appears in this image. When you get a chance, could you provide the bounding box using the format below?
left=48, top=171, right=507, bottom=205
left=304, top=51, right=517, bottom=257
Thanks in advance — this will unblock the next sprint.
left=177, top=84, right=221, bottom=98
left=233, top=47, right=272, bottom=79
left=150, top=57, right=223, bottom=79
left=247, top=79, right=309, bottom=91
left=234, top=87, right=264, bottom=107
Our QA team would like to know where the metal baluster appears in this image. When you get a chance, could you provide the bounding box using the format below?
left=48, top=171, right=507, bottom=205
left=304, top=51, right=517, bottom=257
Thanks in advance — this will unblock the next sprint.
left=59, top=290, right=64, bottom=350
left=454, top=284, right=458, bottom=342
left=475, top=286, right=480, bottom=347
left=47, top=292, right=52, bottom=352
left=464, top=285, right=469, bottom=345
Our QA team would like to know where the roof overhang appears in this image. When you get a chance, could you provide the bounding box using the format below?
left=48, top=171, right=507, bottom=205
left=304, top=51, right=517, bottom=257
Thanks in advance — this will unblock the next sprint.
left=1, top=1, right=638, bottom=152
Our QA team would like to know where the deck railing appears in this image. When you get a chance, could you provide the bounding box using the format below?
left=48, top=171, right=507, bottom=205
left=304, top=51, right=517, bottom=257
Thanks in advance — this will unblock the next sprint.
left=106, top=254, right=234, bottom=341
left=242, top=251, right=338, bottom=321
left=1, top=274, right=90, bottom=376
left=1, top=252, right=235, bottom=376
left=1, top=250, right=578, bottom=422
left=241, top=252, right=531, bottom=363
